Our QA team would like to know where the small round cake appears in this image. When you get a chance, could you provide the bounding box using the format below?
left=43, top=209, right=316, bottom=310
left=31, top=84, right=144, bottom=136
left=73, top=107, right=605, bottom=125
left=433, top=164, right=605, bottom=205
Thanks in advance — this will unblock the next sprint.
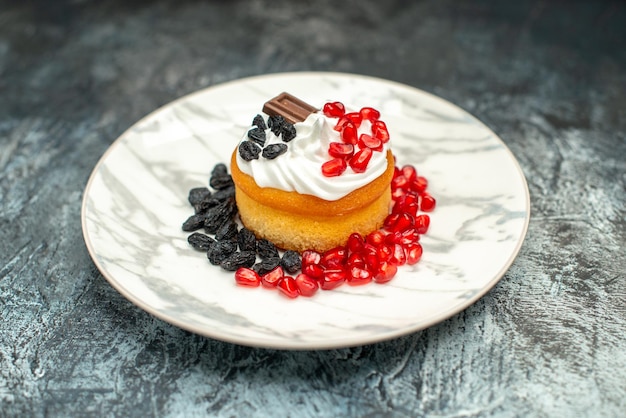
left=231, top=93, right=394, bottom=253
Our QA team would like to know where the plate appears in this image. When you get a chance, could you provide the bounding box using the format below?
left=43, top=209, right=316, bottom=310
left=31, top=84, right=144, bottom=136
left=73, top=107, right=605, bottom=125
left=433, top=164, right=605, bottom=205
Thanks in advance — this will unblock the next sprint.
left=81, top=72, right=529, bottom=350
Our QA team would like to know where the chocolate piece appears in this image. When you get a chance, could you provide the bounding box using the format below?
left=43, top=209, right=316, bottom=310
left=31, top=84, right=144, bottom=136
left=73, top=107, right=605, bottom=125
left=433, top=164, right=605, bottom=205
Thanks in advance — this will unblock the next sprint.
left=262, top=92, right=318, bottom=124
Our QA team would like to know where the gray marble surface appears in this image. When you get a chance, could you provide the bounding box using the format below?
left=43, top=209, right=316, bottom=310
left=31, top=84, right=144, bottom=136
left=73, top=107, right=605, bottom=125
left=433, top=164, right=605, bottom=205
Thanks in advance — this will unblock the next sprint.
left=1, top=0, right=624, bottom=416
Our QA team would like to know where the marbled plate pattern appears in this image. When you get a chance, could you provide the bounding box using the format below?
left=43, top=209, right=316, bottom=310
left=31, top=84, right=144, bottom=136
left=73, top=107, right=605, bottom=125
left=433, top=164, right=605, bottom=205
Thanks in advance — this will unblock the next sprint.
left=81, top=72, right=529, bottom=349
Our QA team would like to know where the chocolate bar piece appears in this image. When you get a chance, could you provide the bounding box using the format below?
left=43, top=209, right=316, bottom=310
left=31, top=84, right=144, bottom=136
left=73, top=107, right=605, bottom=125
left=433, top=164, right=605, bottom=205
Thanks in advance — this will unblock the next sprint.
left=262, top=92, right=318, bottom=124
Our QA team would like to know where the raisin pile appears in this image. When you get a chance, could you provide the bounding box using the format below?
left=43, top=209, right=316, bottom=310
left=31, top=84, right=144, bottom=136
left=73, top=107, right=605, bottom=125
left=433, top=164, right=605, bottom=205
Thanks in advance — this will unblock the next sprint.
left=238, top=114, right=296, bottom=161
left=182, top=164, right=301, bottom=274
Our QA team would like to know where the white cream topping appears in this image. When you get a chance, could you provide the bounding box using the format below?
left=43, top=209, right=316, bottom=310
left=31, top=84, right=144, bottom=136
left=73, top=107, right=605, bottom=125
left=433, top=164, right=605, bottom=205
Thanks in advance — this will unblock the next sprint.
left=236, top=112, right=390, bottom=201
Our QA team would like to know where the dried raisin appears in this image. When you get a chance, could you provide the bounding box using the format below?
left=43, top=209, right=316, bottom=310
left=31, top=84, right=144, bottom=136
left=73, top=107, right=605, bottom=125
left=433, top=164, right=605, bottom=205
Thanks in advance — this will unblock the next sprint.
left=212, top=186, right=235, bottom=202
left=220, top=251, right=257, bottom=271
left=281, top=123, right=296, bottom=142
left=252, top=114, right=267, bottom=130
left=210, top=173, right=234, bottom=190
left=215, top=221, right=238, bottom=241
left=252, top=257, right=281, bottom=275
left=238, top=227, right=257, bottom=252
left=204, top=198, right=237, bottom=234
left=207, top=240, right=237, bottom=265
left=239, top=141, right=261, bottom=161
left=187, top=232, right=215, bottom=251
left=247, top=127, right=266, bottom=147
left=262, top=143, right=288, bottom=160
left=257, top=239, right=279, bottom=259
left=268, top=115, right=285, bottom=136
left=182, top=213, right=205, bottom=232
left=281, top=250, right=301, bottom=274
left=188, top=187, right=211, bottom=206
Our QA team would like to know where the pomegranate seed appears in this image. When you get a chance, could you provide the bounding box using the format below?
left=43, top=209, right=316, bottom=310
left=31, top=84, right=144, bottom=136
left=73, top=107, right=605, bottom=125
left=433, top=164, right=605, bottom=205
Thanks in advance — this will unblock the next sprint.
left=277, top=276, right=299, bottom=298
left=411, top=176, right=428, bottom=193
left=341, top=122, right=358, bottom=145
left=349, top=147, right=373, bottom=173
left=397, top=192, right=419, bottom=207
left=391, top=212, right=414, bottom=232
left=303, top=263, right=324, bottom=279
left=415, top=214, right=430, bottom=234
left=334, top=115, right=351, bottom=131
left=328, top=142, right=355, bottom=159
left=366, top=230, right=386, bottom=246
left=391, top=175, right=409, bottom=190
left=359, top=107, right=380, bottom=122
left=400, top=228, right=420, bottom=246
left=235, top=267, right=261, bottom=287
left=346, top=232, right=365, bottom=253
left=391, top=188, right=406, bottom=201
left=322, top=158, right=347, bottom=177
left=384, top=213, right=400, bottom=230
left=321, top=246, right=347, bottom=269
left=320, top=269, right=346, bottom=290
left=374, top=261, right=397, bottom=283
left=384, top=231, right=402, bottom=245
left=401, top=165, right=417, bottom=182
left=302, top=250, right=321, bottom=266
left=261, top=266, right=284, bottom=288
left=390, top=243, right=407, bottom=266
left=344, top=112, right=362, bottom=128
left=295, top=273, right=319, bottom=297
left=406, top=243, right=423, bottom=265
left=323, top=101, right=345, bottom=118
left=377, top=243, right=393, bottom=262
left=393, top=166, right=402, bottom=178
left=358, top=134, right=383, bottom=152
left=420, top=193, right=436, bottom=212
left=363, top=251, right=380, bottom=271
left=348, top=266, right=373, bottom=286
left=372, top=120, right=390, bottom=142
left=347, top=252, right=366, bottom=269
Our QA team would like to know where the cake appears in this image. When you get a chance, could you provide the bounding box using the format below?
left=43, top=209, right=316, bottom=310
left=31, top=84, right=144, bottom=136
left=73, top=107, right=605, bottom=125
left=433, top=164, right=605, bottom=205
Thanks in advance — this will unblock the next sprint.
left=230, top=93, right=395, bottom=253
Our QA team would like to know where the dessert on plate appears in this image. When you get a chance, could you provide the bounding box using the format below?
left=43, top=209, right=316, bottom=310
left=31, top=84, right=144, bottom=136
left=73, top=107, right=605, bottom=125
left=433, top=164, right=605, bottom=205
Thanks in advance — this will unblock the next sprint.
left=230, top=93, right=394, bottom=253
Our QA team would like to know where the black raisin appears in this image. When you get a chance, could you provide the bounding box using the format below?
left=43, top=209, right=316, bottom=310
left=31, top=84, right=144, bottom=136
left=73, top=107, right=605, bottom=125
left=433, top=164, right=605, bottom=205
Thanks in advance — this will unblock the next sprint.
left=252, top=114, right=267, bottom=130
left=257, top=239, right=279, bottom=259
left=220, top=251, right=257, bottom=271
left=238, top=228, right=257, bottom=252
left=262, top=143, right=288, bottom=160
left=187, top=232, right=215, bottom=251
left=194, top=197, right=220, bottom=214
left=247, top=127, right=266, bottom=147
left=211, top=163, right=228, bottom=178
left=281, top=250, right=301, bottom=274
left=268, top=115, right=285, bottom=136
left=188, top=187, right=211, bottom=206
left=215, top=221, right=238, bottom=241
left=252, top=257, right=281, bottom=275
left=204, top=198, right=237, bottom=234
left=281, top=123, right=296, bottom=142
left=239, top=140, right=261, bottom=161
left=182, top=213, right=205, bottom=232
left=212, top=186, right=235, bottom=202
left=210, top=173, right=234, bottom=190
left=207, top=240, right=238, bottom=265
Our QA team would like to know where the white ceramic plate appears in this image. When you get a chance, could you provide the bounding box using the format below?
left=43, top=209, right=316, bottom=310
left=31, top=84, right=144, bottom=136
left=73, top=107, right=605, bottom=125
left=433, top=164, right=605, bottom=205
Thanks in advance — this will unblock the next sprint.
left=81, top=72, right=529, bottom=350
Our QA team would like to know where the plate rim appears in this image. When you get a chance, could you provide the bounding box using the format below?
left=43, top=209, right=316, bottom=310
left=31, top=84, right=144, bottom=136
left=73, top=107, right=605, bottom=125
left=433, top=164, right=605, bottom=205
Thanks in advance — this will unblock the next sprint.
left=81, top=71, right=531, bottom=350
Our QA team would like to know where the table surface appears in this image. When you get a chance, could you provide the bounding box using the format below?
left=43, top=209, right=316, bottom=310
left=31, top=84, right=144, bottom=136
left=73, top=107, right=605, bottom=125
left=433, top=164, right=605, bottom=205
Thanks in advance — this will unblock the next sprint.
left=1, top=0, right=624, bottom=416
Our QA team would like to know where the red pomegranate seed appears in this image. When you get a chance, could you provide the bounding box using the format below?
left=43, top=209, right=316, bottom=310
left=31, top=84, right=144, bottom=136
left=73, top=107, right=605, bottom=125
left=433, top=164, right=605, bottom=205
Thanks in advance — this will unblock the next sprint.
left=235, top=267, right=261, bottom=287
left=295, top=273, right=319, bottom=297
left=328, top=142, right=355, bottom=159
left=401, top=165, right=417, bottom=182
left=323, top=101, right=345, bottom=118
left=406, top=243, right=423, bottom=265
left=372, top=120, right=390, bottom=142
left=321, top=246, right=347, bottom=269
left=374, top=261, right=397, bottom=283
left=349, top=147, right=373, bottom=173
left=358, top=134, right=383, bottom=152
left=364, top=251, right=380, bottom=271
left=348, top=266, right=373, bottom=286
left=366, top=230, right=386, bottom=246
left=334, top=115, right=352, bottom=131
left=346, top=232, right=365, bottom=253
left=278, top=276, right=299, bottom=298
left=397, top=192, right=419, bottom=207
left=411, top=176, right=428, bottom=193
left=347, top=252, right=366, bottom=269
left=359, top=107, right=380, bottom=122
left=377, top=243, right=393, bottom=262
left=393, top=166, right=402, bottom=178
left=391, top=188, right=406, bottom=201
left=320, top=269, right=346, bottom=290
left=261, top=266, right=284, bottom=288
left=391, top=212, right=414, bottom=232
left=391, top=174, right=409, bottom=190
left=302, top=250, right=321, bottom=266
left=384, top=231, right=402, bottom=245
left=389, top=244, right=406, bottom=266
left=415, top=214, right=430, bottom=234
left=322, top=158, right=347, bottom=177
left=420, top=193, right=436, bottom=212
left=344, top=112, right=362, bottom=128
left=303, top=263, right=324, bottom=279
left=341, top=122, right=358, bottom=145
left=400, top=228, right=420, bottom=246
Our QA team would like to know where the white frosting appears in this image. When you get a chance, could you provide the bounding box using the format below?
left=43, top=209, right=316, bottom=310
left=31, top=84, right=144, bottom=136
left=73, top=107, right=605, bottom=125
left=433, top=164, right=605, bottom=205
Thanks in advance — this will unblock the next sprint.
left=236, top=112, right=389, bottom=201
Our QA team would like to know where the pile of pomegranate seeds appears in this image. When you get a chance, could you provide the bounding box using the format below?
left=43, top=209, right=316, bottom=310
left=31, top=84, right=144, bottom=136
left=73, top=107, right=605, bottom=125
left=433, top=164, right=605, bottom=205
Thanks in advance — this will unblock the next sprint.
left=234, top=161, right=436, bottom=298
left=321, top=102, right=390, bottom=177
